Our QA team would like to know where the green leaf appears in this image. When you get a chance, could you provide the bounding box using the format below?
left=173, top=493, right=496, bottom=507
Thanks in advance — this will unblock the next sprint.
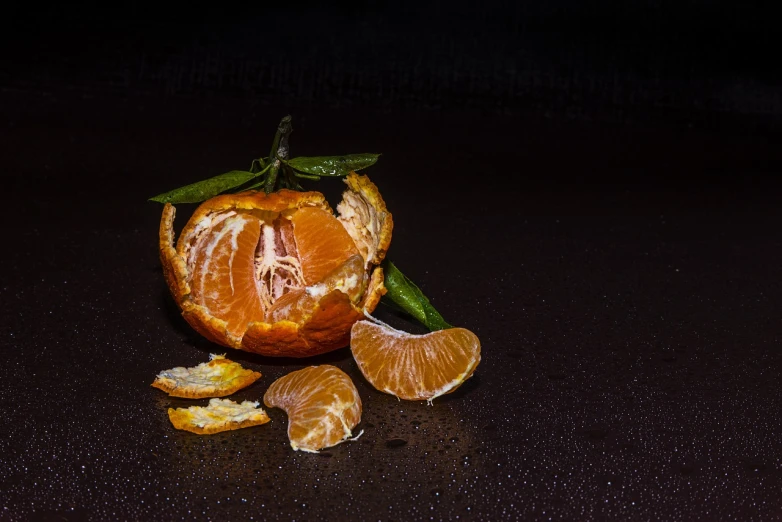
left=148, top=170, right=259, bottom=204
left=285, top=153, right=380, bottom=177
left=381, top=260, right=452, bottom=331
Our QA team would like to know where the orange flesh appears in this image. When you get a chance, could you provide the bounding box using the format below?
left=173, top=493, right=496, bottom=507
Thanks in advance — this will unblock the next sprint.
left=191, top=214, right=265, bottom=336
left=350, top=320, right=481, bottom=401
left=263, top=365, right=362, bottom=452
left=291, top=207, right=360, bottom=285
left=187, top=207, right=364, bottom=335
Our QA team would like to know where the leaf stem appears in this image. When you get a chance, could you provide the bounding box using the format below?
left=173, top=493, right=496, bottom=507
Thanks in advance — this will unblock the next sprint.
left=256, top=163, right=272, bottom=177
left=264, top=115, right=293, bottom=194
left=292, top=171, right=321, bottom=180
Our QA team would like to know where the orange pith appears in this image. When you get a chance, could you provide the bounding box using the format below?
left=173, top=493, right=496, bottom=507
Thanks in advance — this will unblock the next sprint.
left=263, top=365, right=362, bottom=452
left=159, top=173, right=393, bottom=357
left=350, top=319, right=481, bottom=402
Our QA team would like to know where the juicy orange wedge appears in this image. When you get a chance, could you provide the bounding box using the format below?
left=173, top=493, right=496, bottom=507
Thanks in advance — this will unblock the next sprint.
left=263, top=365, right=363, bottom=452
left=350, top=318, right=481, bottom=402
left=290, top=206, right=360, bottom=285
left=190, top=213, right=266, bottom=336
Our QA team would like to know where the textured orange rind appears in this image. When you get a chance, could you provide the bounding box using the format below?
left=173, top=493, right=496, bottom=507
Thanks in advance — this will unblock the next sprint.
left=168, top=398, right=271, bottom=435
left=337, top=173, right=393, bottom=267
left=151, top=354, right=262, bottom=398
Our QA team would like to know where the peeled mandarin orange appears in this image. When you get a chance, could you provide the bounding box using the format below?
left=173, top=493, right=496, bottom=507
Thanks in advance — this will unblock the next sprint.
left=263, top=365, right=362, bottom=453
left=159, top=173, right=392, bottom=357
left=350, top=318, right=481, bottom=403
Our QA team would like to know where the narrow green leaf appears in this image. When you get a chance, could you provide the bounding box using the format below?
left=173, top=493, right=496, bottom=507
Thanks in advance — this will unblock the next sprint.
left=148, top=170, right=259, bottom=204
left=381, top=260, right=452, bottom=331
left=285, top=153, right=380, bottom=177
left=293, top=172, right=321, bottom=181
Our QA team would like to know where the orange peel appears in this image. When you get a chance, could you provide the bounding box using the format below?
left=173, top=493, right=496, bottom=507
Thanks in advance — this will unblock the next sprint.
left=168, top=398, right=271, bottom=435
left=151, top=354, right=261, bottom=398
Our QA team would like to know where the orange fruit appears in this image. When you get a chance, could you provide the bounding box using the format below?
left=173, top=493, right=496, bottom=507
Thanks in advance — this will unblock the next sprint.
left=350, top=318, right=481, bottom=402
left=159, top=172, right=392, bottom=357
left=263, top=365, right=362, bottom=452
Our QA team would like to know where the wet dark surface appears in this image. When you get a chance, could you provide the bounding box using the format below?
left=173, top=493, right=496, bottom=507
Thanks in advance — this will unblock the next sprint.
left=2, top=89, right=782, bottom=521
left=2, top=3, right=782, bottom=516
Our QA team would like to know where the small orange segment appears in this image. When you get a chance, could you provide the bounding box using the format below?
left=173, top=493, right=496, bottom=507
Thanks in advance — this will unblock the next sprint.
left=350, top=318, right=481, bottom=402
left=190, top=213, right=265, bottom=336
left=263, top=365, right=362, bottom=452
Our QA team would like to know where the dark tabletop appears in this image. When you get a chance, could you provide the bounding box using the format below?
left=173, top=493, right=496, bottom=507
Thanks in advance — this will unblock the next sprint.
left=3, top=3, right=782, bottom=521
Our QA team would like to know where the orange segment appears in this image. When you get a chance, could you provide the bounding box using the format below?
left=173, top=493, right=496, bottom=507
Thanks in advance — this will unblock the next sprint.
left=350, top=319, right=481, bottom=402
left=190, top=213, right=265, bottom=336
left=263, top=365, right=362, bottom=452
left=291, top=206, right=360, bottom=285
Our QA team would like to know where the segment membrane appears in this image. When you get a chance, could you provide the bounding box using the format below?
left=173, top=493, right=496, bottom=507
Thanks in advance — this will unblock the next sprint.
left=255, top=216, right=305, bottom=310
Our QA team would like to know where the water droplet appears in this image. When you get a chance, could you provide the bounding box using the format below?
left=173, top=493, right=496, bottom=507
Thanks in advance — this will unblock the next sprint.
left=385, top=438, right=407, bottom=448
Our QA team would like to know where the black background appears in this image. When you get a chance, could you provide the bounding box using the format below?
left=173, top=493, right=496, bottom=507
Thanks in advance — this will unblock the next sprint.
left=5, top=1, right=780, bottom=128
left=2, top=2, right=782, bottom=521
